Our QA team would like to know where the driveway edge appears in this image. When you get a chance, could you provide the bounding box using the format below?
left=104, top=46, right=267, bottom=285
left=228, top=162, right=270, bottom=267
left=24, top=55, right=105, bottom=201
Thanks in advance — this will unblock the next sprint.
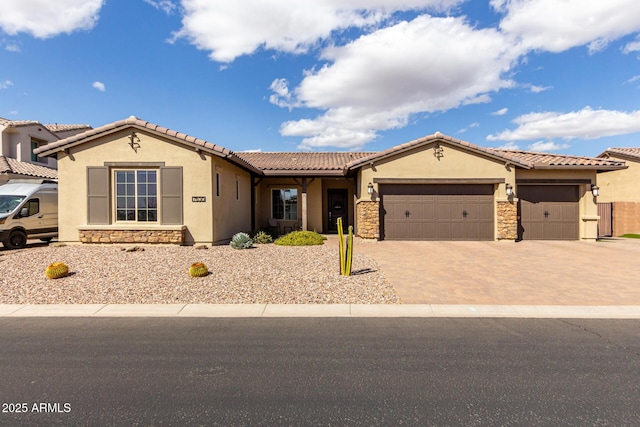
left=2, top=304, right=640, bottom=318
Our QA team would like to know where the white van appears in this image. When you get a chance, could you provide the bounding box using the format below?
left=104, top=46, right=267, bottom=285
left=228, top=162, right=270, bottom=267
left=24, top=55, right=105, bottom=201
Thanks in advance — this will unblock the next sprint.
left=0, top=180, right=58, bottom=249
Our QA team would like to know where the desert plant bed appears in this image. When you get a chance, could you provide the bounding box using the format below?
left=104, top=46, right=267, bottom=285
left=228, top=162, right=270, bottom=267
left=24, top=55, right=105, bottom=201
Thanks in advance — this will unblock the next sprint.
left=0, top=244, right=400, bottom=304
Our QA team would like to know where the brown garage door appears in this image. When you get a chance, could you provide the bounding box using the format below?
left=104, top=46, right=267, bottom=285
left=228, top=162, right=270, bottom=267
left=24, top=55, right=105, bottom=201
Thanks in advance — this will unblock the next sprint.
left=381, top=184, right=494, bottom=240
left=518, top=185, right=579, bottom=240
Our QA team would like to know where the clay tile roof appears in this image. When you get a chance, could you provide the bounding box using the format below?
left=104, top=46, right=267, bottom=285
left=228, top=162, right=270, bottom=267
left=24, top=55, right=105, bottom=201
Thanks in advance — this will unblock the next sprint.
left=43, top=123, right=92, bottom=133
left=0, top=156, right=58, bottom=179
left=34, top=116, right=261, bottom=174
left=492, top=149, right=626, bottom=169
left=598, top=147, right=640, bottom=161
left=0, top=117, right=40, bottom=127
left=345, top=132, right=534, bottom=169
left=236, top=152, right=374, bottom=173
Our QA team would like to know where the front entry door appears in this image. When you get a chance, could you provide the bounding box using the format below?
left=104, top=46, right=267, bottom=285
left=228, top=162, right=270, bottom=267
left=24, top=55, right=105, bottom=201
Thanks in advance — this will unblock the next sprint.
left=328, top=189, right=348, bottom=233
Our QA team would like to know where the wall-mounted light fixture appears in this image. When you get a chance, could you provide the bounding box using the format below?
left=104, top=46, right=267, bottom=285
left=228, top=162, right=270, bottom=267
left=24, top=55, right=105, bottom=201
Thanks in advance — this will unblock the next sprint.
left=367, top=182, right=374, bottom=195
left=591, top=185, right=599, bottom=197
left=506, top=183, right=514, bottom=197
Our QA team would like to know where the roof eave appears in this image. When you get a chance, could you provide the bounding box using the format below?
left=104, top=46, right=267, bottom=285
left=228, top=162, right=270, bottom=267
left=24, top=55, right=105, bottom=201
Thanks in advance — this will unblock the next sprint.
left=261, top=169, right=346, bottom=177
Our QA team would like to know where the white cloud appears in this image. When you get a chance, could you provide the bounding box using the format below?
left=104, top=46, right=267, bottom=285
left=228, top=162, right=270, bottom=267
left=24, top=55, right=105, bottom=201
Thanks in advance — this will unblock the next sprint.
left=143, top=0, right=177, bottom=15
left=626, top=75, right=640, bottom=84
left=0, top=0, right=104, bottom=39
left=92, top=81, right=106, bottom=92
left=528, top=84, right=551, bottom=93
left=0, top=80, right=13, bottom=89
left=487, top=107, right=640, bottom=141
left=493, top=0, right=640, bottom=53
left=492, top=107, right=508, bottom=116
left=172, top=0, right=463, bottom=63
left=277, top=15, right=518, bottom=149
left=458, top=122, right=479, bottom=133
left=4, top=42, right=20, bottom=52
left=527, top=141, right=570, bottom=152
left=623, top=36, right=640, bottom=54
left=495, top=141, right=519, bottom=150
left=268, top=78, right=299, bottom=110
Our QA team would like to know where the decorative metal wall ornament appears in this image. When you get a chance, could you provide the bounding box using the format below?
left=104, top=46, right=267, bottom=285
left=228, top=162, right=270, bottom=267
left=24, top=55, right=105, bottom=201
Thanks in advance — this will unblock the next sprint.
left=433, top=143, right=444, bottom=160
left=128, top=131, right=141, bottom=152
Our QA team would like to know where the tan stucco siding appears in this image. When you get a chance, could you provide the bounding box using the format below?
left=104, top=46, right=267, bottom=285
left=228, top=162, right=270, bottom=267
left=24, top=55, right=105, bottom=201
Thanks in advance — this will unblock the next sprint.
left=55, top=129, right=219, bottom=244
left=597, top=157, right=640, bottom=203
left=356, top=143, right=517, bottom=241
left=357, top=143, right=516, bottom=200
left=211, top=160, right=252, bottom=243
left=1, top=125, right=58, bottom=168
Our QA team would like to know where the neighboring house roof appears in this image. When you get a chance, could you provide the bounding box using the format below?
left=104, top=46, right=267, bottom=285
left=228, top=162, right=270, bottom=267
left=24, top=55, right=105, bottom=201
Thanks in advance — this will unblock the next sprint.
left=34, top=116, right=262, bottom=174
left=0, top=156, right=58, bottom=179
left=0, top=117, right=41, bottom=127
left=44, top=123, right=92, bottom=133
left=236, top=152, right=374, bottom=176
left=598, top=148, right=640, bottom=162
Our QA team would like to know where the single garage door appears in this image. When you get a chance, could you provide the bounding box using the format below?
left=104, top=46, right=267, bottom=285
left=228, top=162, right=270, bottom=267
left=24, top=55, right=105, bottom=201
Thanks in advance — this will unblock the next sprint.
left=381, top=184, right=494, bottom=240
left=518, top=185, right=579, bottom=240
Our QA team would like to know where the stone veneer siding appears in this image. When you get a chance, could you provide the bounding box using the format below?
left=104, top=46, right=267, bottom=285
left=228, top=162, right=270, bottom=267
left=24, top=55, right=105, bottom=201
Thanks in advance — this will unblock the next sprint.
left=356, top=201, right=380, bottom=239
left=612, top=201, right=640, bottom=236
left=79, top=228, right=185, bottom=244
left=496, top=200, right=518, bottom=240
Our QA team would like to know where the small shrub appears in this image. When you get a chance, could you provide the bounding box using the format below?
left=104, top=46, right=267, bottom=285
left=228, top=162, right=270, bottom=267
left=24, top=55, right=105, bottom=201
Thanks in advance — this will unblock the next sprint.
left=189, top=262, right=209, bottom=277
left=45, top=262, right=69, bottom=279
left=274, top=231, right=325, bottom=246
left=230, top=232, right=253, bottom=249
left=252, top=230, right=273, bottom=244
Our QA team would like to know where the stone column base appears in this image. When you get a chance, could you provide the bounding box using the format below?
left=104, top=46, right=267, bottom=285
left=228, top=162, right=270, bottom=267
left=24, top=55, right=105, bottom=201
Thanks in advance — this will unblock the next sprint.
left=356, top=200, right=380, bottom=239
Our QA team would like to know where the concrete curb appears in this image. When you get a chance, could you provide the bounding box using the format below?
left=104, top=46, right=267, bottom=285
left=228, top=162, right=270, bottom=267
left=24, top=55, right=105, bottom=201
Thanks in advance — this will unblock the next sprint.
left=2, top=304, right=640, bottom=318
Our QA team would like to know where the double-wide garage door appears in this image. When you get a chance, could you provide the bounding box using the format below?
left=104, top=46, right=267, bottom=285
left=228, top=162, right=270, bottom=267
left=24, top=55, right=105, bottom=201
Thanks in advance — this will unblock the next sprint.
left=518, top=185, right=579, bottom=240
left=381, top=184, right=494, bottom=240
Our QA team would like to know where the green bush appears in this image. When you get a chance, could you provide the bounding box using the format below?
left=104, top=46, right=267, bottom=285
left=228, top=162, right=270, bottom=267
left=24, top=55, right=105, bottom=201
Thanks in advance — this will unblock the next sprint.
left=230, top=232, right=253, bottom=249
left=252, top=230, right=273, bottom=244
left=274, top=231, right=325, bottom=246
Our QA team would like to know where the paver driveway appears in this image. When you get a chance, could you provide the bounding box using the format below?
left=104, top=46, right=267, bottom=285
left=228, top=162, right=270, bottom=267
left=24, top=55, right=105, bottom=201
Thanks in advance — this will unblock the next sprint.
left=351, top=238, right=640, bottom=305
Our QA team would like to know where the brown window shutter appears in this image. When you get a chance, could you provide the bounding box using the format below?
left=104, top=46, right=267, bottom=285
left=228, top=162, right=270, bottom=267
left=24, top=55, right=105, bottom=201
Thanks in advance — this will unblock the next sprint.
left=160, top=166, right=183, bottom=225
left=87, top=166, right=109, bottom=224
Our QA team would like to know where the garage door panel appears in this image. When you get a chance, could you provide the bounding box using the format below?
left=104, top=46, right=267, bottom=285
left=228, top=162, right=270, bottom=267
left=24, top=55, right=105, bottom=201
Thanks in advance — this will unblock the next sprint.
left=518, top=185, right=579, bottom=240
left=381, top=184, right=494, bottom=240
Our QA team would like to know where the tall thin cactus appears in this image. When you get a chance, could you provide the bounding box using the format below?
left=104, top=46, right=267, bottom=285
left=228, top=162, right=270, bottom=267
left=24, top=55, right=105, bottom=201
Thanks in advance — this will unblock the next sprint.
left=337, top=217, right=354, bottom=276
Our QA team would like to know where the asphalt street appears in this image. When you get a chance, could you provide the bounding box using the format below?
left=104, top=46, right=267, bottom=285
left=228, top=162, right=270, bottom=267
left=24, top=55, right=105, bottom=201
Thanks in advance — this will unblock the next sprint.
left=1, top=318, right=639, bottom=426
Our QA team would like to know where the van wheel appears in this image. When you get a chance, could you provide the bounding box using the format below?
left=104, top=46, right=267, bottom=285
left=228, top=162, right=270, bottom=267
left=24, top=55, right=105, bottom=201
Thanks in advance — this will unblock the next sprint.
left=6, top=230, right=27, bottom=249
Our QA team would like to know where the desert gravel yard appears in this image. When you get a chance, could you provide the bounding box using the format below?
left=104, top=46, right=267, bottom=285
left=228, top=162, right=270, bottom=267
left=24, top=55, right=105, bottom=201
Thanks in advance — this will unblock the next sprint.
left=0, top=243, right=400, bottom=304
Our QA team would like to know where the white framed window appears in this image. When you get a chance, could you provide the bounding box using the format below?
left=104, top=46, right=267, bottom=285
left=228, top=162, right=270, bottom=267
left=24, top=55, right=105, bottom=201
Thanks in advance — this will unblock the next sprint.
left=114, top=170, right=158, bottom=222
left=271, top=188, right=298, bottom=220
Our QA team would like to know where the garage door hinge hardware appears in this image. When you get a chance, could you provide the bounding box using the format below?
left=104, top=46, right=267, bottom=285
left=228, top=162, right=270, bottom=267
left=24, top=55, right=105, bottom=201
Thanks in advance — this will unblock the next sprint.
left=405, top=210, right=411, bottom=218
left=544, top=211, right=550, bottom=218
left=463, top=210, right=468, bottom=218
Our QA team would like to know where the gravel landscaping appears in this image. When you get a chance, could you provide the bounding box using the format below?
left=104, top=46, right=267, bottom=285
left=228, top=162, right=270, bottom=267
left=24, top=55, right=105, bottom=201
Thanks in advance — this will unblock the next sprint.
left=0, top=243, right=401, bottom=304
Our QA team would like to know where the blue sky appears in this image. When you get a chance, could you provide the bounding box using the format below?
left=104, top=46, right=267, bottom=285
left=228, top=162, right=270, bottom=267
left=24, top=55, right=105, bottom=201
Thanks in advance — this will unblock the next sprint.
left=1, top=0, right=640, bottom=156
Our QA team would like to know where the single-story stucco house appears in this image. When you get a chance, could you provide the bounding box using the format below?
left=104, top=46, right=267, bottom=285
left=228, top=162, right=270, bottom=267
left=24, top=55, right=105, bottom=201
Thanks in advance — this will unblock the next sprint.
left=34, top=116, right=625, bottom=245
left=596, top=148, right=640, bottom=235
